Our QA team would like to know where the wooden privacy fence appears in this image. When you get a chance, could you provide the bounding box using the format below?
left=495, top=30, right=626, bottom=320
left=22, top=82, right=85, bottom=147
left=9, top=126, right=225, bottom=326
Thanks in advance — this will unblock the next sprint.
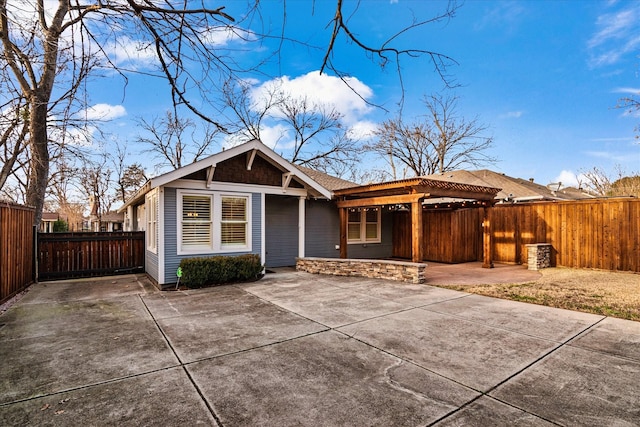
left=0, top=203, right=35, bottom=304
left=491, top=198, right=640, bottom=272
left=38, top=232, right=145, bottom=281
left=392, top=198, right=640, bottom=273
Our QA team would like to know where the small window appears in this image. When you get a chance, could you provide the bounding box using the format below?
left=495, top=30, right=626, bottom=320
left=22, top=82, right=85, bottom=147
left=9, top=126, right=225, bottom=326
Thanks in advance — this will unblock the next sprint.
left=347, top=207, right=381, bottom=244
left=146, top=191, right=158, bottom=253
left=221, top=196, right=248, bottom=247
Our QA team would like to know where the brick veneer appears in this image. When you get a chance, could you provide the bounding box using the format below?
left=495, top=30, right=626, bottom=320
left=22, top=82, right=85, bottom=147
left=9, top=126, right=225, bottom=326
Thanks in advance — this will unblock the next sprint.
left=296, top=257, right=427, bottom=284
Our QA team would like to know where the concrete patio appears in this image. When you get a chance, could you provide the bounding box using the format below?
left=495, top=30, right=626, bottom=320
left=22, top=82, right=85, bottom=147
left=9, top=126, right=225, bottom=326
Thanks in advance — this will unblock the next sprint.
left=0, top=267, right=638, bottom=426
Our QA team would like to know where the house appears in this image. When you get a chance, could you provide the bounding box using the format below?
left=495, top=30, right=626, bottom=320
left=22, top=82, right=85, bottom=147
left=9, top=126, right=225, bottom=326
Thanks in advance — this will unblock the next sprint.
left=425, top=170, right=595, bottom=203
left=120, top=140, right=502, bottom=288
left=40, top=212, right=61, bottom=233
left=99, top=211, right=125, bottom=232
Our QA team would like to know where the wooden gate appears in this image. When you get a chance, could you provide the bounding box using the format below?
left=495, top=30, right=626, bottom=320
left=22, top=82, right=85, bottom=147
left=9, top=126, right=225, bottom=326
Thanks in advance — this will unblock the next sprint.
left=38, top=232, right=145, bottom=281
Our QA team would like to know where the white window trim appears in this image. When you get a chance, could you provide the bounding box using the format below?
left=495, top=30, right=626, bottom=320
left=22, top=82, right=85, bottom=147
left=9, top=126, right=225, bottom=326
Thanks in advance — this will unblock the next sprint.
left=146, top=190, right=158, bottom=253
left=347, top=207, right=381, bottom=244
left=177, top=189, right=252, bottom=255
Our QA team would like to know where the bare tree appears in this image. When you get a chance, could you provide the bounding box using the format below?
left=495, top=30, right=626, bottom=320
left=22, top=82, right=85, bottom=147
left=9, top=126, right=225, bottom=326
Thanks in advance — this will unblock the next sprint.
left=579, top=165, right=640, bottom=197
left=368, top=94, right=496, bottom=177
left=277, top=96, right=357, bottom=168
left=135, top=111, right=220, bottom=173
left=221, top=79, right=283, bottom=142
left=0, top=0, right=457, bottom=225
left=617, top=90, right=640, bottom=139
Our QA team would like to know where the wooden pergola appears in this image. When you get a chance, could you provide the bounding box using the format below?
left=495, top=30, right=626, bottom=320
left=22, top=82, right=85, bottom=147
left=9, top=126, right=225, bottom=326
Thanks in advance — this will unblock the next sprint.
left=334, top=177, right=501, bottom=267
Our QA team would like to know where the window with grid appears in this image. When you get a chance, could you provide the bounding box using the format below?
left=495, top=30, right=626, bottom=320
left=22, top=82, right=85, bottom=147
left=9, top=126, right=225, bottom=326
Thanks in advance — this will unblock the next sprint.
left=181, top=194, right=212, bottom=250
left=221, top=196, right=248, bottom=247
left=146, top=192, right=157, bottom=252
left=347, top=207, right=380, bottom=244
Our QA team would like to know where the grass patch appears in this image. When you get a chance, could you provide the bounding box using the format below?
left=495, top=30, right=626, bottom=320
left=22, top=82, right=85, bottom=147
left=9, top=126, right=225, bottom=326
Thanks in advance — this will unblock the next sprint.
left=438, top=268, right=640, bottom=322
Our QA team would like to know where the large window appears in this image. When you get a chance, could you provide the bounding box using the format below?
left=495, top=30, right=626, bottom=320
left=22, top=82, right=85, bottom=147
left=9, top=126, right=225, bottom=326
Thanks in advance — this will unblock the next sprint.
left=178, top=190, right=251, bottom=254
left=347, top=207, right=381, bottom=244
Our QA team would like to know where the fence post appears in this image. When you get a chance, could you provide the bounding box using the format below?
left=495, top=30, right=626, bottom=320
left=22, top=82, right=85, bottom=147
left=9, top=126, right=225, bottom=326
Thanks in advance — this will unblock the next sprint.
left=33, top=225, right=39, bottom=283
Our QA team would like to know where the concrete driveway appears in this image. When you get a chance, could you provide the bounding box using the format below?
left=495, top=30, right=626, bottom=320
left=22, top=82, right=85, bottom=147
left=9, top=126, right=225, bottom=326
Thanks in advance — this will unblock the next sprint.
left=1, top=269, right=638, bottom=426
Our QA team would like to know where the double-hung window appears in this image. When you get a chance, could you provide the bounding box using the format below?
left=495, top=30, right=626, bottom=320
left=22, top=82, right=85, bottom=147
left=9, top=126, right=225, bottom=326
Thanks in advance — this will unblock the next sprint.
left=181, top=194, right=213, bottom=252
left=347, top=207, right=381, bottom=244
left=146, top=190, right=158, bottom=253
left=221, top=196, right=248, bottom=248
left=178, top=190, right=251, bottom=254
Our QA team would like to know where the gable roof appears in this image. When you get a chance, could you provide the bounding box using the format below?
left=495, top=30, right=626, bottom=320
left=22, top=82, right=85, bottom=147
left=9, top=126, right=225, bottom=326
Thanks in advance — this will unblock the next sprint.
left=425, top=169, right=595, bottom=202
left=119, top=140, right=333, bottom=211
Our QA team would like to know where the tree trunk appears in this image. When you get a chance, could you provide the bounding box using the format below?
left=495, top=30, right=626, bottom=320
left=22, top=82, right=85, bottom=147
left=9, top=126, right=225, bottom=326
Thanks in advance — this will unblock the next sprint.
left=26, top=100, right=50, bottom=226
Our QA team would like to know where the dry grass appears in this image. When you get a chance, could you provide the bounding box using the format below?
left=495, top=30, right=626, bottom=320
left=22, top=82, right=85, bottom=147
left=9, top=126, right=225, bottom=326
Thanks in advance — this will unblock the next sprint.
left=439, top=268, right=640, bottom=321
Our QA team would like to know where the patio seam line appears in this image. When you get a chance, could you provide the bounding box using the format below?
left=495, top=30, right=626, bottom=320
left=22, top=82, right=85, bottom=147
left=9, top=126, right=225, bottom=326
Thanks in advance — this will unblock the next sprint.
left=425, top=317, right=609, bottom=426
left=138, top=294, right=225, bottom=427
left=417, top=295, right=609, bottom=344
left=179, top=328, right=332, bottom=368
left=0, top=366, right=182, bottom=408
left=238, top=285, right=473, bottom=331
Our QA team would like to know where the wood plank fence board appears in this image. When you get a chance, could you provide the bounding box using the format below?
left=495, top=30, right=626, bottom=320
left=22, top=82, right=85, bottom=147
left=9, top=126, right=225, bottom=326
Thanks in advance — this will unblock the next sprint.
left=37, top=232, right=145, bottom=281
left=0, top=203, right=34, bottom=304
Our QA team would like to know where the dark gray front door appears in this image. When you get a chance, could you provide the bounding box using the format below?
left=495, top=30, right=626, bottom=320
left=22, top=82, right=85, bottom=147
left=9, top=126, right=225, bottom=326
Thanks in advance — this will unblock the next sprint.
left=265, top=195, right=298, bottom=267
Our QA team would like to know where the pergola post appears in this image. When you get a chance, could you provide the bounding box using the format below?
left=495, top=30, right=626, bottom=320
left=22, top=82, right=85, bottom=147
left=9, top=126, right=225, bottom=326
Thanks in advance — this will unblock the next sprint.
left=411, top=200, right=423, bottom=262
left=482, top=206, right=494, bottom=268
left=339, top=207, right=348, bottom=259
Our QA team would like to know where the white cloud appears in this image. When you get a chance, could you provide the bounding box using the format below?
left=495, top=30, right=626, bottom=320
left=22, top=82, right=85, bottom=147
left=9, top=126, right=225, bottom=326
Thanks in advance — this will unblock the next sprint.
left=612, top=87, right=640, bottom=94
left=588, top=5, right=640, bottom=67
left=200, top=26, right=255, bottom=46
left=499, top=111, right=523, bottom=119
left=80, top=104, right=127, bottom=121
left=251, top=71, right=374, bottom=125
left=347, top=120, right=378, bottom=140
left=554, top=170, right=580, bottom=188
left=586, top=150, right=633, bottom=163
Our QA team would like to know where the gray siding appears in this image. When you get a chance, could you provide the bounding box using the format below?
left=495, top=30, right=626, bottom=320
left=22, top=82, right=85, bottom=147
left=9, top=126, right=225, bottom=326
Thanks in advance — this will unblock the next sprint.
left=305, top=200, right=393, bottom=259
left=305, top=199, right=340, bottom=258
left=265, top=195, right=298, bottom=267
left=162, top=188, right=261, bottom=285
left=145, top=250, right=159, bottom=282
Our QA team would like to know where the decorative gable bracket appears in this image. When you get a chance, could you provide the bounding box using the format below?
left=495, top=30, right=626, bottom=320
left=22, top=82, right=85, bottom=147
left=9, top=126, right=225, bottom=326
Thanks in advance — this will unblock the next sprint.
left=246, top=149, right=257, bottom=170
left=282, top=172, right=294, bottom=192
left=206, top=165, right=216, bottom=188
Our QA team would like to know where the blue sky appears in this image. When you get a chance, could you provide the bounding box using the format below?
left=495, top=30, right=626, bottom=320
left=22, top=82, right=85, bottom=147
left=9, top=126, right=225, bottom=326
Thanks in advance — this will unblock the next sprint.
left=88, top=0, right=640, bottom=188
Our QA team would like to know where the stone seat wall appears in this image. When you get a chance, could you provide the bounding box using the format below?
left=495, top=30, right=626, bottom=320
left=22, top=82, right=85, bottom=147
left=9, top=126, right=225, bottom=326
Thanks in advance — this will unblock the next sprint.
left=296, top=257, right=427, bottom=284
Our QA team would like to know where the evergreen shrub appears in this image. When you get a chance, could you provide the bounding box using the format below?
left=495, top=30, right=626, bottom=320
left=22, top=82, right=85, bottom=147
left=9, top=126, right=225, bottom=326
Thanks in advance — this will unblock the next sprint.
left=179, top=254, right=263, bottom=288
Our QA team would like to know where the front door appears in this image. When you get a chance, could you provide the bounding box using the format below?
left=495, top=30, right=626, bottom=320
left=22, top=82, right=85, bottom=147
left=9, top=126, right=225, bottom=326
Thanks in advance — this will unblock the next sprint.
left=265, top=195, right=298, bottom=267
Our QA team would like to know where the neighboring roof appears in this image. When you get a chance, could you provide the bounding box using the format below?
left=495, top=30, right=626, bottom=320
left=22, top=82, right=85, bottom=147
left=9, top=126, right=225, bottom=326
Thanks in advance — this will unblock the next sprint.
left=425, top=170, right=595, bottom=202
left=41, top=212, right=59, bottom=221
left=119, top=139, right=333, bottom=212
left=295, top=166, right=358, bottom=191
left=102, top=211, right=125, bottom=222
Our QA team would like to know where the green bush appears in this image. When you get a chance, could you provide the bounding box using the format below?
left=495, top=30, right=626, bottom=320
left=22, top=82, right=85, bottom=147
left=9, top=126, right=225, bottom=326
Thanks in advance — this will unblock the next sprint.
left=179, top=254, right=263, bottom=288
left=53, top=219, right=68, bottom=232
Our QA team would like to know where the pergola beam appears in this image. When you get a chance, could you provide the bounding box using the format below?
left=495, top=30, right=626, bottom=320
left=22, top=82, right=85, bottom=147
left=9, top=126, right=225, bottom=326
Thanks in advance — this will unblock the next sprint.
left=337, top=193, right=428, bottom=209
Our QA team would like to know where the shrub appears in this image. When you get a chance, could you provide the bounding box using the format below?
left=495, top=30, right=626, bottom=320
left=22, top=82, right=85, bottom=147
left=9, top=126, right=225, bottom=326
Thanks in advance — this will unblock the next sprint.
left=53, top=219, right=68, bottom=232
left=179, top=254, right=263, bottom=288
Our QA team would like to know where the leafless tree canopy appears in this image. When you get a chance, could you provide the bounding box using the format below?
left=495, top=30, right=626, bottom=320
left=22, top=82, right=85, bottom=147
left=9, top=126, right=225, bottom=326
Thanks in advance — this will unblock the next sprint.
left=368, top=94, right=496, bottom=179
left=135, top=111, right=220, bottom=173
left=579, top=165, right=640, bottom=197
left=0, top=0, right=458, bottom=225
